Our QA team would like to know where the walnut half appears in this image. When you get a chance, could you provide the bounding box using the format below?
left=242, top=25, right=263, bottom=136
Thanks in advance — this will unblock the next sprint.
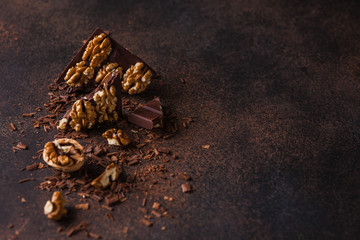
left=44, top=191, right=67, bottom=220
left=102, top=128, right=130, bottom=146
left=82, top=33, right=112, bottom=68
left=69, top=99, right=97, bottom=132
left=43, top=138, right=85, bottom=172
left=122, top=62, right=152, bottom=94
left=91, top=163, right=121, bottom=189
left=64, top=61, right=94, bottom=88
left=93, top=84, right=118, bottom=123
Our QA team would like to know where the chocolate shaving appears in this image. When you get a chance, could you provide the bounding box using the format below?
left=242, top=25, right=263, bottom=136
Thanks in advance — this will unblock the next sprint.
left=22, top=113, right=35, bottom=117
left=9, top=123, right=17, bottom=131
left=75, top=203, right=89, bottom=210
left=26, top=162, right=39, bottom=171
left=151, top=210, right=162, bottom=218
left=18, top=178, right=36, bottom=184
left=106, top=212, right=114, bottom=221
left=66, top=221, right=89, bottom=237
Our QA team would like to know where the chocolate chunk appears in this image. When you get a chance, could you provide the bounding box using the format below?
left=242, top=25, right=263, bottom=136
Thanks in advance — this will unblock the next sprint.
left=128, top=98, right=163, bottom=129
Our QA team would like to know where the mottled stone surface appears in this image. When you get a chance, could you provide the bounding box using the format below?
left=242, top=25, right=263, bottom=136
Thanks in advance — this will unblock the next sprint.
left=0, top=0, right=359, bottom=239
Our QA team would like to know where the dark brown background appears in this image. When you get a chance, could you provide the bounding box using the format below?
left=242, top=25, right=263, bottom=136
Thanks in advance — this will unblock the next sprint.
left=0, top=0, right=359, bottom=239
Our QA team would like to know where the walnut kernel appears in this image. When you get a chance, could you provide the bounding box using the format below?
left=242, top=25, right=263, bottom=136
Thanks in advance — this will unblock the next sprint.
left=69, top=99, right=97, bottom=131
left=82, top=33, right=112, bottom=68
left=102, top=128, right=130, bottom=146
left=122, top=62, right=152, bottom=94
left=64, top=61, right=94, bottom=87
left=93, top=85, right=118, bottom=123
left=44, top=191, right=67, bottom=220
left=91, top=163, right=121, bottom=188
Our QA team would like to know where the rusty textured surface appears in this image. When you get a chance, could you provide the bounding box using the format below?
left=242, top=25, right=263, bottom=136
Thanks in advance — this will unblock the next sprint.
left=0, top=0, right=360, bottom=239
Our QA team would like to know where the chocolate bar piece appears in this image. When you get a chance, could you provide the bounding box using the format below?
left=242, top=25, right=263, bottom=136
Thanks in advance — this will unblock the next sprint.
left=127, top=98, right=163, bottom=129
left=57, top=72, right=122, bottom=132
left=57, top=28, right=156, bottom=93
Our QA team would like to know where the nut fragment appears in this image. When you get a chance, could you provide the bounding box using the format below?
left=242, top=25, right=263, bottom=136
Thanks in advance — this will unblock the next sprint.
left=102, top=128, right=130, bottom=146
left=64, top=61, right=94, bottom=87
left=43, top=138, right=85, bottom=172
left=122, top=62, right=152, bottom=94
left=93, top=85, right=118, bottom=123
left=69, top=99, right=97, bottom=131
left=91, top=163, right=121, bottom=188
left=82, top=33, right=112, bottom=68
left=95, top=62, right=123, bottom=85
left=44, top=191, right=67, bottom=220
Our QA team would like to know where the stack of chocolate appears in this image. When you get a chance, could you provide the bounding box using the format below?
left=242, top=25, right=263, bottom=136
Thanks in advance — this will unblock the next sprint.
left=56, top=28, right=163, bottom=131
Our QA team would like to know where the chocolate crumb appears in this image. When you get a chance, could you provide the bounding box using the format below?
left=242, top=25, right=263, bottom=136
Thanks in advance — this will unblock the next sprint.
left=151, top=210, right=162, bottom=218
left=26, top=162, right=39, bottom=171
left=181, top=183, right=192, bottom=193
left=179, top=172, right=192, bottom=181
left=140, top=218, right=152, bottom=227
left=152, top=202, right=160, bottom=210
left=101, top=205, right=113, bottom=211
left=88, top=232, right=101, bottom=239
left=8, top=223, right=14, bottom=229
left=138, top=207, right=147, bottom=214
left=106, top=212, right=114, bottom=221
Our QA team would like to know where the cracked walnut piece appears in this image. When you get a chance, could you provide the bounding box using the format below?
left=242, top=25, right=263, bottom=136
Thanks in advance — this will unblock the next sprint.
left=64, top=61, right=94, bottom=87
left=82, top=33, right=112, bottom=68
left=95, top=62, right=123, bottom=85
left=91, top=163, right=121, bottom=188
left=69, top=99, right=97, bottom=131
left=122, top=62, right=152, bottom=94
left=93, top=84, right=118, bottom=123
left=44, top=191, right=67, bottom=220
left=43, top=138, right=85, bottom=172
left=102, top=128, right=130, bottom=146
